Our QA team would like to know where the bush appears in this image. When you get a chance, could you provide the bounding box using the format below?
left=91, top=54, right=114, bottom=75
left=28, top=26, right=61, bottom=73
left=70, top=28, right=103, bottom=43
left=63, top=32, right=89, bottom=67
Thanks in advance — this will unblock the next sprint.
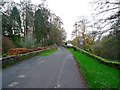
left=7, top=47, right=48, bottom=56
left=10, top=35, right=21, bottom=47
left=8, top=48, right=29, bottom=56
left=21, top=34, right=35, bottom=49
left=93, top=34, right=119, bottom=61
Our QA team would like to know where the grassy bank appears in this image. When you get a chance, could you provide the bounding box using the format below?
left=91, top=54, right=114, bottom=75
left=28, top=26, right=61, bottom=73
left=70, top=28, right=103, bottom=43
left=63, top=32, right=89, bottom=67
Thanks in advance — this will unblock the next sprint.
left=68, top=48, right=120, bottom=88
left=39, top=49, right=58, bottom=56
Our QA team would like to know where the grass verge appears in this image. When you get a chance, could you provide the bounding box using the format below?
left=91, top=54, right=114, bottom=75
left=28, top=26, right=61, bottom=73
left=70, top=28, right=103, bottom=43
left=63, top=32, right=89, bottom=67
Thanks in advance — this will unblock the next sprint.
left=39, top=49, right=58, bottom=56
left=68, top=48, right=120, bottom=88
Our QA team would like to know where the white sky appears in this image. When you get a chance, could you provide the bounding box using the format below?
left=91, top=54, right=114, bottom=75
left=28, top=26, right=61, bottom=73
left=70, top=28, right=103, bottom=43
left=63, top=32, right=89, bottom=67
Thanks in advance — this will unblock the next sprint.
left=11, top=0, right=94, bottom=40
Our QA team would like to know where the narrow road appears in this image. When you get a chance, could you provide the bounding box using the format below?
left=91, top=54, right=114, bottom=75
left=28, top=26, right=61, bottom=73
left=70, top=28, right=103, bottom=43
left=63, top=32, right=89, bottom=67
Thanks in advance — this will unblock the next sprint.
left=2, top=47, right=86, bottom=88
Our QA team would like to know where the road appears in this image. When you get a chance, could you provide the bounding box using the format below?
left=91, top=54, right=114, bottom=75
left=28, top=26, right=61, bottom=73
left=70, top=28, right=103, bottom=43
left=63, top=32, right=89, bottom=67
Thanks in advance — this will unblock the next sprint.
left=2, top=47, right=86, bottom=88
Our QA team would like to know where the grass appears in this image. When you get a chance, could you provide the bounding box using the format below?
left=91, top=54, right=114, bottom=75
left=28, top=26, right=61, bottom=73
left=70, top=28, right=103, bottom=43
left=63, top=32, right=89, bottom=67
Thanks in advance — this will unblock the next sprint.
left=68, top=48, right=120, bottom=88
left=39, top=49, right=58, bottom=56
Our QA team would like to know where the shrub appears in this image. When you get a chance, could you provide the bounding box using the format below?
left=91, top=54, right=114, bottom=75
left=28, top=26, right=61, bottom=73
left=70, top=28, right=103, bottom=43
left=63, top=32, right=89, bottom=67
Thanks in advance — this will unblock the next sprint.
left=8, top=48, right=29, bottom=56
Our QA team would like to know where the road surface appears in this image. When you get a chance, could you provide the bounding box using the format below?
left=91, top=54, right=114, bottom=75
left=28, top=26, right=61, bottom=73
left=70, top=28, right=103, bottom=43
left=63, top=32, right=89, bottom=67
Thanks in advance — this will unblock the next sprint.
left=2, top=47, right=86, bottom=88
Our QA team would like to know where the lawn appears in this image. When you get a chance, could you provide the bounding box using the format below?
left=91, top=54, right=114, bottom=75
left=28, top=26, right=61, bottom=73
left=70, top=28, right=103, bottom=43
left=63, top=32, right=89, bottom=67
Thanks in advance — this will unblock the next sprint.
left=39, top=49, right=58, bottom=56
left=69, top=48, right=120, bottom=88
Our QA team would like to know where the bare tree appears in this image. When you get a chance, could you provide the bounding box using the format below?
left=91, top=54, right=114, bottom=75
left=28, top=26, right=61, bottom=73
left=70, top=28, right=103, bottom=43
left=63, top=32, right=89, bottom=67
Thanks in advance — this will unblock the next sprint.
left=91, top=0, right=120, bottom=31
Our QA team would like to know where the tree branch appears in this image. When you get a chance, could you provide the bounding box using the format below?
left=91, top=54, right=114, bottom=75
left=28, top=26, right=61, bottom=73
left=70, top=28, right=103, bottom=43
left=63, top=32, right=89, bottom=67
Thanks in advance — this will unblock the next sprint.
left=97, top=7, right=118, bottom=15
left=106, top=1, right=119, bottom=5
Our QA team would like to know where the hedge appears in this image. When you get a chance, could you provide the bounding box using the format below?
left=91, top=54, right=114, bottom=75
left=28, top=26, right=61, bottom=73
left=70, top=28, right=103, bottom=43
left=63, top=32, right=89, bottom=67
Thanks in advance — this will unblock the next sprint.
left=64, top=45, right=120, bottom=69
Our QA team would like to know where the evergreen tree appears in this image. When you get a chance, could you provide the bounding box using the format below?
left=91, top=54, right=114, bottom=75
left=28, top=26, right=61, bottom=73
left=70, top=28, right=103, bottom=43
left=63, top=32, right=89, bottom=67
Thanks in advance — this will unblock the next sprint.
left=10, top=6, right=21, bottom=36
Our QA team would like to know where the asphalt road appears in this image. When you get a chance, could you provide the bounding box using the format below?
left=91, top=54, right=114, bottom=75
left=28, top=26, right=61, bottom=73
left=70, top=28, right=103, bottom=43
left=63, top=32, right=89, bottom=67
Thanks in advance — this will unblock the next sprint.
left=2, top=47, right=86, bottom=88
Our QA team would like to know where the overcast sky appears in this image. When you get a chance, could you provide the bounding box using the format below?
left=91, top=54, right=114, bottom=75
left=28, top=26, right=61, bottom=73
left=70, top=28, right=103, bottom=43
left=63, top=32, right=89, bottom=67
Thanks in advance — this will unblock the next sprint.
left=12, top=0, right=94, bottom=40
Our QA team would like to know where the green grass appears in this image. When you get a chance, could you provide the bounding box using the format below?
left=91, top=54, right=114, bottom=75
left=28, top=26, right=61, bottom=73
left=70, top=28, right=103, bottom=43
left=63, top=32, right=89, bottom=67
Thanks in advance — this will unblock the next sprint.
left=39, top=49, right=58, bottom=56
left=68, top=48, right=120, bottom=88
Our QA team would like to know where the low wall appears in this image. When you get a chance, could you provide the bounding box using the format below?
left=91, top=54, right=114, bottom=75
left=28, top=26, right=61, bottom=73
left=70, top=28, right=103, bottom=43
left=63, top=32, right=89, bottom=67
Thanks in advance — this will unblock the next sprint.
left=1, top=44, right=58, bottom=68
left=64, top=45, right=120, bottom=69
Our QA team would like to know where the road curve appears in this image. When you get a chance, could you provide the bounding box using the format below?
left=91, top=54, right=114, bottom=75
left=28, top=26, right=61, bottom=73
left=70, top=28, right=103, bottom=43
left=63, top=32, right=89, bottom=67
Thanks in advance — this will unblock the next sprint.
left=2, top=47, right=86, bottom=88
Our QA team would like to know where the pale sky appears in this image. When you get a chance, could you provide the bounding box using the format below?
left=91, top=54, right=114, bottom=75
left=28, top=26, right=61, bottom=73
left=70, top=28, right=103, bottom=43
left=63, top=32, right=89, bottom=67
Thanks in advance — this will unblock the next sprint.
left=11, top=0, right=94, bottom=40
